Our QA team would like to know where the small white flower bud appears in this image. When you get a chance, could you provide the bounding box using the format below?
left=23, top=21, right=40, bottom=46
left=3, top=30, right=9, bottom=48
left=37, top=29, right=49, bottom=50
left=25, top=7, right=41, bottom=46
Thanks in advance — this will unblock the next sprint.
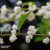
left=46, top=2, right=50, bottom=6
left=43, top=37, right=49, bottom=44
left=48, top=31, right=50, bottom=36
left=11, top=30, right=16, bottom=34
left=43, top=11, right=50, bottom=19
left=28, top=25, right=37, bottom=35
left=36, top=9, right=46, bottom=16
left=26, top=36, right=31, bottom=43
left=27, top=31, right=32, bottom=36
left=12, top=24, right=18, bottom=30
left=28, top=5, right=37, bottom=11
left=15, top=13, right=21, bottom=20
left=14, top=6, right=21, bottom=13
left=9, top=34, right=17, bottom=43
left=41, top=6, right=47, bottom=10
left=0, top=38, right=4, bottom=44
left=29, top=35, right=33, bottom=39
left=28, top=25, right=35, bottom=31
left=16, top=1, right=22, bottom=5
left=28, top=12, right=35, bottom=21
left=1, top=5, right=7, bottom=14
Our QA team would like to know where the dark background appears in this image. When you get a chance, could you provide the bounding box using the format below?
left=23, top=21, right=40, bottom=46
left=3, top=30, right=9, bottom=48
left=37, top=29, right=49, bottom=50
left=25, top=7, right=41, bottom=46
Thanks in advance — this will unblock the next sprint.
left=0, top=0, right=50, bottom=50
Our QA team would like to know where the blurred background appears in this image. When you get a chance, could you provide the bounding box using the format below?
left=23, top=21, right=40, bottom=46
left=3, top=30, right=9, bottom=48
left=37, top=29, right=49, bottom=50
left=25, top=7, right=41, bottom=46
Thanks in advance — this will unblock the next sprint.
left=0, top=0, right=50, bottom=7
left=0, top=0, right=50, bottom=50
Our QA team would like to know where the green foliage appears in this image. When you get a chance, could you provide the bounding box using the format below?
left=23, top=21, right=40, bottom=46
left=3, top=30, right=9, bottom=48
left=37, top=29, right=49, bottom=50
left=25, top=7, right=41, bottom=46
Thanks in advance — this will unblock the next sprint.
left=34, top=36, right=46, bottom=42
left=34, top=36, right=43, bottom=42
left=37, top=19, right=50, bottom=34
left=24, top=2, right=35, bottom=5
left=18, top=13, right=30, bottom=30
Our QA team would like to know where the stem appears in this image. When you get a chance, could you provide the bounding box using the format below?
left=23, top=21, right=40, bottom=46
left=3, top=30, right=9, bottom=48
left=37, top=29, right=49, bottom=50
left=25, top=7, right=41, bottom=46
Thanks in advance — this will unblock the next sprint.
left=0, top=33, right=48, bottom=37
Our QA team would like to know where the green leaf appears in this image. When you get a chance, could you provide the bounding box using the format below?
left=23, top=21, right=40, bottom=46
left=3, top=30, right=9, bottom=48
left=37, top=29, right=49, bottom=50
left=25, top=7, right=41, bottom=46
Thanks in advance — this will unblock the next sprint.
left=18, top=13, right=30, bottom=30
left=34, top=36, right=43, bottom=42
left=37, top=19, right=50, bottom=34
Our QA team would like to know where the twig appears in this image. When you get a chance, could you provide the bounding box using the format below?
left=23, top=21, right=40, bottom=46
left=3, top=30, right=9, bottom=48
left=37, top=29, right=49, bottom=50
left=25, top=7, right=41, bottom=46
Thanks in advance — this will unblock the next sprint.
left=0, top=33, right=48, bottom=37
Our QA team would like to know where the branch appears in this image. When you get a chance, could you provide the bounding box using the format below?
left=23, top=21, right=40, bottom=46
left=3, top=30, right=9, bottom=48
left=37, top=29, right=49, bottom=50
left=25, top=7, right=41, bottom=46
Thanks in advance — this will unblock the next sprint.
left=0, top=33, right=48, bottom=37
